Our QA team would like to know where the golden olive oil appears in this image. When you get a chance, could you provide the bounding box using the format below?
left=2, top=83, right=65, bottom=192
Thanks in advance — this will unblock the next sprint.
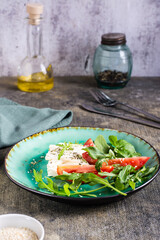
left=18, top=72, right=54, bottom=92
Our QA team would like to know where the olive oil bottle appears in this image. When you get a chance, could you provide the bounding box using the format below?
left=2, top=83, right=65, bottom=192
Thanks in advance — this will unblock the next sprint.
left=18, top=3, right=54, bottom=92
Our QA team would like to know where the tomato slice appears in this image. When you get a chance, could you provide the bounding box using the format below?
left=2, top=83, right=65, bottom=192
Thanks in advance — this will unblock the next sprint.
left=84, top=138, right=95, bottom=147
left=101, top=165, right=114, bottom=172
left=57, top=165, right=97, bottom=175
left=107, top=156, right=150, bottom=170
left=57, top=164, right=114, bottom=175
left=82, top=152, right=97, bottom=164
left=83, top=138, right=97, bottom=164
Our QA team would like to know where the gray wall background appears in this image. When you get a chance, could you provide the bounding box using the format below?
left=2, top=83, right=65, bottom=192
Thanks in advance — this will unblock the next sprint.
left=0, top=0, right=159, bottom=77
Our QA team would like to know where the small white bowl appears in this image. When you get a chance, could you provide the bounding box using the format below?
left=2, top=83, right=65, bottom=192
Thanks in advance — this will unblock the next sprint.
left=0, top=214, right=44, bottom=240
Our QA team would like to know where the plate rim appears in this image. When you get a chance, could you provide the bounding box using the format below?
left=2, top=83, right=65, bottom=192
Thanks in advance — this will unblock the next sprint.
left=5, top=127, right=160, bottom=201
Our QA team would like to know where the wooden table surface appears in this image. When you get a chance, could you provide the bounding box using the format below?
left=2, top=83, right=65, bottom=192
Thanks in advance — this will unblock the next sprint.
left=0, top=76, right=160, bottom=240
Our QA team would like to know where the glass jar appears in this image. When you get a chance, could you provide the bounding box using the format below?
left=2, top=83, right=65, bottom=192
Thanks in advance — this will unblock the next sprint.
left=93, top=33, right=132, bottom=89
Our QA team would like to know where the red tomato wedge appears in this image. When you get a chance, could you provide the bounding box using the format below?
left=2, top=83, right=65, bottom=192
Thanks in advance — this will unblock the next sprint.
left=107, top=156, right=150, bottom=170
left=82, top=152, right=97, bottom=165
left=84, top=138, right=95, bottom=147
left=101, top=165, right=114, bottom=172
left=57, top=165, right=97, bottom=175
left=57, top=164, right=114, bottom=175
left=83, top=138, right=97, bottom=164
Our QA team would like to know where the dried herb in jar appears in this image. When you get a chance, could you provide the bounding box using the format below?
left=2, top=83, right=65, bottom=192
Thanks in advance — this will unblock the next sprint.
left=97, top=70, right=128, bottom=84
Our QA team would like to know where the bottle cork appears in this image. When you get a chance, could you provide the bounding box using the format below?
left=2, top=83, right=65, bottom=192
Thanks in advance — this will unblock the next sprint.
left=26, top=3, right=43, bottom=25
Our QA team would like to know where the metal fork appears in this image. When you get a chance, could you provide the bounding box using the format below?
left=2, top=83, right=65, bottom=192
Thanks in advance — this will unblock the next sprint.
left=90, top=89, right=160, bottom=123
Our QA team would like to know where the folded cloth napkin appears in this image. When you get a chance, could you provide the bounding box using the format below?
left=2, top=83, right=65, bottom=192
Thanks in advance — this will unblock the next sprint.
left=0, top=98, right=73, bottom=148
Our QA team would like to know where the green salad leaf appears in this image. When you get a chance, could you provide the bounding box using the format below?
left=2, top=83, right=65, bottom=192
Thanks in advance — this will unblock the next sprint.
left=33, top=165, right=156, bottom=198
left=95, top=149, right=116, bottom=172
left=63, top=183, right=70, bottom=196
left=84, top=134, right=141, bottom=168
left=128, top=180, right=136, bottom=190
left=57, top=142, right=73, bottom=160
left=33, top=170, right=127, bottom=197
left=108, top=135, right=141, bottom=158
left=95, top=158, right=107, bottom=172
left=118, top=165, right=135, bottom=183
left=94, top=135, right=110, bottom=154
left=108, top=135, right=118, bottom=147
left=83, top=146, right=105, bottom=160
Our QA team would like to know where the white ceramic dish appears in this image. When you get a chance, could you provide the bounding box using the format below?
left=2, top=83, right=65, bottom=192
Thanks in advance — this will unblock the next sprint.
left=0, top=214, right=44, bottom=240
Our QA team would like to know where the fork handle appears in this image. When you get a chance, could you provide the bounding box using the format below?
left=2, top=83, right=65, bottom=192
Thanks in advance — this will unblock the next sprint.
left=118, top=102, right=160, bottom=123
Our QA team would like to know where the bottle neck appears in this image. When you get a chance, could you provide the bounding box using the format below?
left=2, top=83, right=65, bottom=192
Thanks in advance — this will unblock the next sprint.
left=27, top=19, right=42, bottom=58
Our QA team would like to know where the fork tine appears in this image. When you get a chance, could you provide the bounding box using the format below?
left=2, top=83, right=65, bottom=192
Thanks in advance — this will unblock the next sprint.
left=97, top=90, right=116, bottom=104
left=89, top=89, right=103, bottom=104
left=90, top=89, right=116, bottom=106
left=96, top=89, right=108, bottom=101
left=97, top=89, right=111, bottom=101
left=90, top=89, right=108, bottom=104
left=93, top=89, right=110, bottom=103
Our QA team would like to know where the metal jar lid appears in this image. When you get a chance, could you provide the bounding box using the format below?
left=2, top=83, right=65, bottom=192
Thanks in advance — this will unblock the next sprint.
left=101, top=33, right=126, bottom=45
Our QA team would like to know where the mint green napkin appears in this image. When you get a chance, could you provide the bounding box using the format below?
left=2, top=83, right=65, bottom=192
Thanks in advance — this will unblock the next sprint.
left=0, top=98, right=73, bottom=148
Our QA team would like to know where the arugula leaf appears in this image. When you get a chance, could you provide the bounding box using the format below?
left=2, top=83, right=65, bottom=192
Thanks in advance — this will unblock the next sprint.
left=128, top=180, right=136, bottom=190
left=33, top=169, right=43, bottom=182
left=108, top=149, right=116, bottom=159
left=83, top=146, right=105, bottom=160
left=109, top=135, right=118, bottom=147
left=82, top=193, right=97, bottom=197
left=83, top=139, right=116, bottom=166
left=34, top=170, right=126, bottom=197
left=113, top=164, right=156, bottom=191
left=134, top=166, right=156, bottom=182
left=69, top=178, right=82, bottom=191
left=58, top=147, right=65, bottom=160
left=33, top=169, right=56, bottom=192
left=63, top=183, right=70, bottom=196
left=95, top=158, right=107, bottom=172
left=114, top=165, right=135, bottom=190
left=37, top=182, right=46, bottom=189
left=55, top=173, right=82, bottom=181
left=112, top=165, right=124, bottom=173
left=118, top=165, right=135, bottom=183
left=58, top=142, right=74, bottom=160
left=94, top=135, right=110, bottom=154
left=98, top=172, right=117, bottom=177
left=90, top=174, right=126, bottom=196
left=109, top=135, right=141, bottom=158
left=138, top=166, right=156, bottom=177
left=84, top=147, right=116, bottom=166
left=115, top=178, right=125, bottom=190
left=94, top=149, right=116, bottom=172
left=33, top=163, right=156, bottom=198
left=117, top=139, right=136, bottom=153
left=76, top=173, right=126, bottom=195
left=46, top=177, right=54, bottom=190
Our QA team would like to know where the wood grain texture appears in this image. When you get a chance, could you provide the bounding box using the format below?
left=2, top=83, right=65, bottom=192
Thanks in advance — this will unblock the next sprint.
left=0, top=77, right=160, bottom=240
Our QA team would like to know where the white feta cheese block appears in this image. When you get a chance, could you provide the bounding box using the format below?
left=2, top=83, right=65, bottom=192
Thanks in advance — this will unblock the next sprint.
left=45, top=143, right=89, bottom=177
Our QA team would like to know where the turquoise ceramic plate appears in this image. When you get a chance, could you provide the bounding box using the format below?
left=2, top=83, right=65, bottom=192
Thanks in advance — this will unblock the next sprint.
left=5, top=127, right=160, bottom=204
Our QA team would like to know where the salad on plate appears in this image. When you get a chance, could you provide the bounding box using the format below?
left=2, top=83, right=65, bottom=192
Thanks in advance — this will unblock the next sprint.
left=33, top=135, right=155, bottom=197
